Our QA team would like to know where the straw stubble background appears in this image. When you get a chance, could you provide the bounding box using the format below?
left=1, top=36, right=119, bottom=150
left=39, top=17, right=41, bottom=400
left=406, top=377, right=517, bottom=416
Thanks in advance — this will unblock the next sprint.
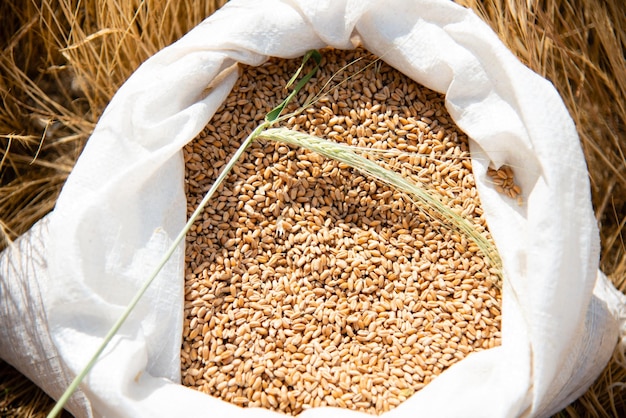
left=0, top=0, right=624, bottom=417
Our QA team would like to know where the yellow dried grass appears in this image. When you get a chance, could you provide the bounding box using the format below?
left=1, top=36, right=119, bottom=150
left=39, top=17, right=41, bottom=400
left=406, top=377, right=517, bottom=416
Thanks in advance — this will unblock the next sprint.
left=0, top=0, right=228, bottom=249
left=0, top=0, right=624, bottom=417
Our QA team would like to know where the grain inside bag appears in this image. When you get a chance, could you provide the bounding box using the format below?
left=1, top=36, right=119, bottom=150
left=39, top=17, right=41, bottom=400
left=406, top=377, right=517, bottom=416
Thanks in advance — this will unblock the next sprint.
left=182, top=47, right=504, bottom=415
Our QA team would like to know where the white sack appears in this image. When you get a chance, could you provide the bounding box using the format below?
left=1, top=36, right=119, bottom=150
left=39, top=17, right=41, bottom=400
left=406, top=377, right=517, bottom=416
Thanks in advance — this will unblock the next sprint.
left=1, top=0, right=625, bottom=417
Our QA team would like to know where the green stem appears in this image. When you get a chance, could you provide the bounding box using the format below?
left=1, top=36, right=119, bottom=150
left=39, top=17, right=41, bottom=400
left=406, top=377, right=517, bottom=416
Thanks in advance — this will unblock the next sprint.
left=48, top=50, right=318, bottom=417
left=47, top=122, right=268, bottom=418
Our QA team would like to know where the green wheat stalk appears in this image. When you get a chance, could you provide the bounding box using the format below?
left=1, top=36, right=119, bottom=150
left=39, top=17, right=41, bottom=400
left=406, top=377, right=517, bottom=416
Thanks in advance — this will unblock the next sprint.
left=46, top=50, right=322, bottom=418
left=48, top=49, right=502, bottom=417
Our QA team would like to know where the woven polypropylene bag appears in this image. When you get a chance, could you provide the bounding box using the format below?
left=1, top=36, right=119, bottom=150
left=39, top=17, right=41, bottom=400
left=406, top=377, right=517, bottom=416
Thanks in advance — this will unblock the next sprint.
left=1, top=0, right=625, bottom=417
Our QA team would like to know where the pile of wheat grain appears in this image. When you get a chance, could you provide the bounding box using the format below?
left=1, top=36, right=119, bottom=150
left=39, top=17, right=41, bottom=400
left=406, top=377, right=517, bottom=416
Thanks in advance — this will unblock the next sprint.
left=181, top=48, right=505, bottom=415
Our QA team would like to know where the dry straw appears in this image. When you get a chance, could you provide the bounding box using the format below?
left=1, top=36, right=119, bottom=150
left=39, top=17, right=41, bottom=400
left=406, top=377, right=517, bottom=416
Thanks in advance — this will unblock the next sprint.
left=0, top=0, right=624, bottom=417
